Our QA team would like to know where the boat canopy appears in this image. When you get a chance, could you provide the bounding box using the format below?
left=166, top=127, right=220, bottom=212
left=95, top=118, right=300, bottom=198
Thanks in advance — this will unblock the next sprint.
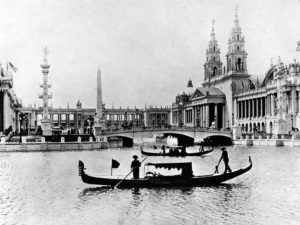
left=145, top=162, right=192, bottom=170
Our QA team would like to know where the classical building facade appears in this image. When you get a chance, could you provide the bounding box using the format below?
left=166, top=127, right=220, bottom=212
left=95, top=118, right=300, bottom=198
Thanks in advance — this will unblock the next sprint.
left=171, top=9, right=300, bottom=135
left=0, top=64, right=22, bottom=134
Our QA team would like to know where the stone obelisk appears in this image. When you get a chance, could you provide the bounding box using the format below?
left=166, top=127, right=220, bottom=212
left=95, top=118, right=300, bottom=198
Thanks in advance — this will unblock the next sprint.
left=94, top=67, right=105, bottom=135
left=39, top=47, right=53, bottom=135
left=97, top=68, right=103, bottom=119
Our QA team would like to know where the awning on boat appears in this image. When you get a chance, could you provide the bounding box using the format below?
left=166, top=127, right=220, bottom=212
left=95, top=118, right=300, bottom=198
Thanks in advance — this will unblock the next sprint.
left=145, top=162, right=192, bottom=170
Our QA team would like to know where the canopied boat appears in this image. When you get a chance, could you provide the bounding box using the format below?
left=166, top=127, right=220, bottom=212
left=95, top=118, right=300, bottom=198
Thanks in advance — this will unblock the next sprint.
left=140, top=146, right=213, bottom=157
left=78, top=157, right=252, bottom=188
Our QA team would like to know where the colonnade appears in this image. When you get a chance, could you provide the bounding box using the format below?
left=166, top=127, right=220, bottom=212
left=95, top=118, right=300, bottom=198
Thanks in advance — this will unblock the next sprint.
left=237, top=97, right=266, bottom=119
left=192, top=103, right=225, bottom=128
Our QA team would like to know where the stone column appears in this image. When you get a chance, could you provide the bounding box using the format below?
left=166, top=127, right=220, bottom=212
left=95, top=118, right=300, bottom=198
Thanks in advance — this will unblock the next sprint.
left=201, top=105, right=204, bottom=127
left=260, top=97, right=263, bottom=117
left=214, top=104, right=218, bottom=128
left=241, top=101, right=244, bottom=118
left=251, top=99, right=254, bottom=118
left=3, top=91, right=8, bottom=130
left=222, top=104, right=225, bottom=128
left=298, top=92, right=300, bottom=116
left=237, top=101, right=240, bottom=119
left=256, top=98, right=260, bottom=117
left=267, top=95, right=270, bottom=116
left=291, top=88, right=296, bottom=115
left=206, top=104, right=210, bottom=128
left=243, top=101, right=246, bottom=118
left=270, top=94, right=273, bottom=116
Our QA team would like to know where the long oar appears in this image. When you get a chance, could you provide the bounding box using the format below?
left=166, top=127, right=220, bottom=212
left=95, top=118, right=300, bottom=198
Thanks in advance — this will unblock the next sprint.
left=215, top=152, right=223, bottom=174
left=113, top=155, right=148, bottom=189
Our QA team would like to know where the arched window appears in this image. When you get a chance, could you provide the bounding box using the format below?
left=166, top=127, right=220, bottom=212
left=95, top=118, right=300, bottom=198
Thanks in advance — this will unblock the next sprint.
left=237, top=58, right=242, bottom=71
left=237, top=34, right=239, bottom=41
left=213, top=57, right=215, bottom=61
left=213, top=46, right=215, bottom=52
left=213, top=67, right=217, bottom=76
left=237, top=46, right=239, bottom=51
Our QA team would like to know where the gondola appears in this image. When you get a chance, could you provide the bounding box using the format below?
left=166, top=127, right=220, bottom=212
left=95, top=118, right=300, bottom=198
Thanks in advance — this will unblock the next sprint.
left=78, top=157, right=252, bottom=188
left=140, top=146, right=213, bottom=157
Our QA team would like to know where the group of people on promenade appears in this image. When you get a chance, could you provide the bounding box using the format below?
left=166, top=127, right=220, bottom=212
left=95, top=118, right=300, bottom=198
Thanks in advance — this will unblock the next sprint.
left=130, top=146, right=231, bottom=179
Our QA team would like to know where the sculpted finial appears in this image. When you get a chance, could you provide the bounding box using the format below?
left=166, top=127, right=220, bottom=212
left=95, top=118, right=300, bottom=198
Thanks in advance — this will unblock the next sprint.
left=43, top=47, right=49, bottom=64
left=235, top=5, right=239, bottom=19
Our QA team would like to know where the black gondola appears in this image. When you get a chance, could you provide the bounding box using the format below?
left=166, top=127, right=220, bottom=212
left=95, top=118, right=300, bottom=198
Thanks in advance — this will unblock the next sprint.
left=141, top=146, right=214, bottom=157
left=78, top=157, right=252, bottom=188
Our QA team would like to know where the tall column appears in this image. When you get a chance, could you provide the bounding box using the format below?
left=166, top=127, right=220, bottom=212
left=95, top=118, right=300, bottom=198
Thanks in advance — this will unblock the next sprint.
left=266, top=96, right=269, bottom=115
left=39, top=47, right=52, bottom=120
left=270, top=95, right=273, bottom=116
left=3, top=91, right=8, bottom=130
left=260, top=97, right=263, bottom=117
left=97, top=68, right=103, bottom=119
left=268, top=95, right=271, bottom=116
left=201, top=105, right=204, bottom=127
left=243, top=101, right=246, bottom=118
left=298, top=92, right=300, bottom=116
left=206, top=104, right=210, bottom=128
left=222, top=104, right=225, bottom=128
left=291, top=88, right=296, bottom=115
left=237, top=101, right=240, bottom=119
left=214, top=104, right=218, bottom=128
left=256, top=98, right=259, bottom=117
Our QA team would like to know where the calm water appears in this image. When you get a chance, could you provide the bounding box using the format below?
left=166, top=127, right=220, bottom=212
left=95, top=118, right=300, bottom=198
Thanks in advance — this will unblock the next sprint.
left=1, top=146, right=300, bottom=225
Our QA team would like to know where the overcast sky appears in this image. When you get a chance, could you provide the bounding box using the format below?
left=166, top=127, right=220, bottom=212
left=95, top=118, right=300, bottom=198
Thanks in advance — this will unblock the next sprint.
left=1, top=0, right=300, bottom=109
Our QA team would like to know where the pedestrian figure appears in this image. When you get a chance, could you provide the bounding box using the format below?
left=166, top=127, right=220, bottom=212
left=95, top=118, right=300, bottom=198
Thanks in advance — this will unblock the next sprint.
left=131, top=155, right=141, bottom=179
left=217, top=147, right=232, bottom=174
left=161, top=145, right=166, bottom=154
left=199, top=141, right=205, bottom=152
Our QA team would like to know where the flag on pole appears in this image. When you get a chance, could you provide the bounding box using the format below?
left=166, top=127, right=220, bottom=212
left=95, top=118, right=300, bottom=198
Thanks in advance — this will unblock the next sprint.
left=8, top=62, right=18, bottom=72
left=111, top=158, right=120, bottom=176
left=112, top=159, right=120, bottom=168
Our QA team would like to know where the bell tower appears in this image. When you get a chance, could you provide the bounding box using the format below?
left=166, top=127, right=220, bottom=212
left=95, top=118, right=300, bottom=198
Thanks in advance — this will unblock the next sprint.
left=204, top=20, right=222, bottom=81
left=226, top=5, right=248, bottom=74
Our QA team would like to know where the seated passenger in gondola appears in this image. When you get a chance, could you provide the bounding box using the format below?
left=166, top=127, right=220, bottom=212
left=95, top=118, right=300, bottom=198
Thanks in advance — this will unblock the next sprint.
left=169, top=148, right=174, bottom=155
left=173, top=148, right=180, bottom=155
left=181, top=147, right=186, bottom=155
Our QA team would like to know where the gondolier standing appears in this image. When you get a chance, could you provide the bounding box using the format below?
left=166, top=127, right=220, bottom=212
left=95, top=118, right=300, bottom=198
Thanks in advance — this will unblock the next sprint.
left=131, top=155, right=141, bottom=179
left=218, top=147, right=232, bottom=174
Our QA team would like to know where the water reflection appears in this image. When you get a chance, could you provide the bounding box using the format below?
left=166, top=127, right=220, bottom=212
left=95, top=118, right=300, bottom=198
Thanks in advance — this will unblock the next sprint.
left=79, top=186, right=113, bottom=198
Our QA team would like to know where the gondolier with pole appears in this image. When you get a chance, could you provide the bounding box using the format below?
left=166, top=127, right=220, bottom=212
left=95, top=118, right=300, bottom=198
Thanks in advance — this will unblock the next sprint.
left=131, top=155, right=141, bottom=179
left=215, top=147, right=232, bottom=174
